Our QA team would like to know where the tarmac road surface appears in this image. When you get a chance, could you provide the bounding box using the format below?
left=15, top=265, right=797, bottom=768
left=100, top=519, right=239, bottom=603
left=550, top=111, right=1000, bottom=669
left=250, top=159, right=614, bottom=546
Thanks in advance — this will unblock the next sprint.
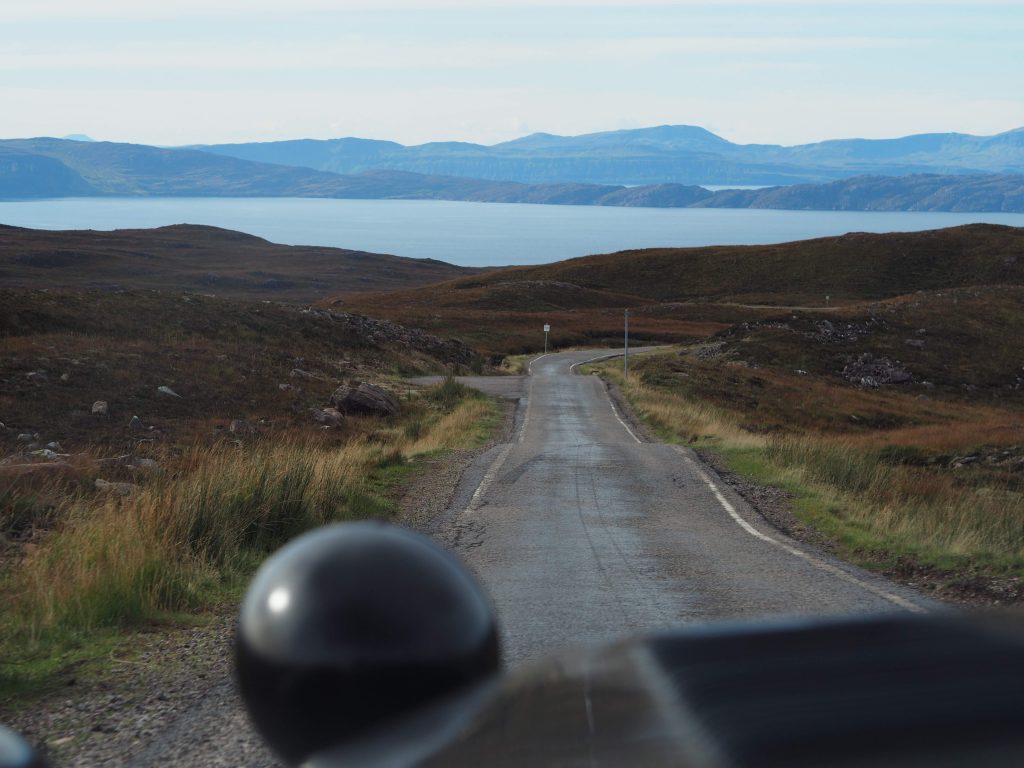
left=429, top=349, right=934, bottom=666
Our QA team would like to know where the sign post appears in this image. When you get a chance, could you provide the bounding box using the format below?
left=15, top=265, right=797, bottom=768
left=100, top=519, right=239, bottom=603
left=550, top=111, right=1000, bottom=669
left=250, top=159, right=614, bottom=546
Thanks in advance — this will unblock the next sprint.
left=624, top=309, right=630, bottom=377
left=543, top=324, right=550, bottom=354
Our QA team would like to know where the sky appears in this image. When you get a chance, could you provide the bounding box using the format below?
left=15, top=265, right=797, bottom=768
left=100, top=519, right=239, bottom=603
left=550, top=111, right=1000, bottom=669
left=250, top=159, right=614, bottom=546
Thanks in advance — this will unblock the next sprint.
left=2, top=0, right=1022, bottom=148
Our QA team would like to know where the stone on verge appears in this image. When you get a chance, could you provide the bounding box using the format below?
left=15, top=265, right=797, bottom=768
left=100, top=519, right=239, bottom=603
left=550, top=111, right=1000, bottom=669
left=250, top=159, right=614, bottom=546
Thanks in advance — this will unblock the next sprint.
left=310, top=407, right=344, bottom=428
left=330, top=383, right=401, bottom=417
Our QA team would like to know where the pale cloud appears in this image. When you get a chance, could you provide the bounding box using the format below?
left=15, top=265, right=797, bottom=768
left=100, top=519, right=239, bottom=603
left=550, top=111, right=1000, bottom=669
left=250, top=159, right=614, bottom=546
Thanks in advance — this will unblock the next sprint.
left=1, top=1, right=1020, bottom=145
left=3, top=0, right=1021, bottom=20
left=3, top=85, right=1021, bottom=147
left=0, top=36, right=927, bottom=73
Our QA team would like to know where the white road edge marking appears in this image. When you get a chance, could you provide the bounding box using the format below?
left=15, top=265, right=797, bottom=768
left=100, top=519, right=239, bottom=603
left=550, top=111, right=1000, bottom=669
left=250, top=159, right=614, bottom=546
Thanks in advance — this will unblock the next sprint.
left=465, top=442, right=514, bottom=513
left=464, top=356, right=546, bottom=512
left=675, top=448, right=927, bottom=614
left=570, top=353, right=643, bottom=444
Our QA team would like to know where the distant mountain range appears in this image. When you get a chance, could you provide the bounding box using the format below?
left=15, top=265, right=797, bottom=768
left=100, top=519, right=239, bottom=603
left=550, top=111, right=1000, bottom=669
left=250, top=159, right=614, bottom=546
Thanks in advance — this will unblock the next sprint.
left=1, top=134, right=1023, bottom=212
left=197, top=124, right=1024, bottom=186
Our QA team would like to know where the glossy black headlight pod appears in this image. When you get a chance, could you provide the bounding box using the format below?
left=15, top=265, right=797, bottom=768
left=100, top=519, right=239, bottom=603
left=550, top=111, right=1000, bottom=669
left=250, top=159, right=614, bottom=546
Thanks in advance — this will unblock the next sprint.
left=236, top=522, right=500, bottom=765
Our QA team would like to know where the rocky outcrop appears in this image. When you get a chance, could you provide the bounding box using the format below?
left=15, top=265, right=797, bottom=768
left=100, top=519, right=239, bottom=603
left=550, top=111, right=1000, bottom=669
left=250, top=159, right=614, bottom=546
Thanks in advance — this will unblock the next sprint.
left=842, top=354, right=912, bottom=388
left=330, top=383, right=401, bottom=417
left=296, top=307, right=478, bottom=369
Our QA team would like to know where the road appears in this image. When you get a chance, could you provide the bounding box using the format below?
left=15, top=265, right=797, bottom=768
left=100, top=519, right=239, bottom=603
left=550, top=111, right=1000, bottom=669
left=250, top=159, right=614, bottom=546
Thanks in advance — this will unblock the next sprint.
left=43, top=348, right=933, bottom=767
left=432, top=349, right=933, bottom=666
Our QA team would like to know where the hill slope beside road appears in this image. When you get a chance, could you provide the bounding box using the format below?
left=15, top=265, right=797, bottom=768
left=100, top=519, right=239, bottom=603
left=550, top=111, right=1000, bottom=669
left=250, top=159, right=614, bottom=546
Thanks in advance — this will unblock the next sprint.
left=0, top=223, right=479, bottom=301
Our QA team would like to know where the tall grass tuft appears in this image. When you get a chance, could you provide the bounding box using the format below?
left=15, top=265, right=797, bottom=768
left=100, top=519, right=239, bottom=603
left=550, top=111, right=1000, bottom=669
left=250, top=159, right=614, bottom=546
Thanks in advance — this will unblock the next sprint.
left=1, top=382, right=498, bottom=658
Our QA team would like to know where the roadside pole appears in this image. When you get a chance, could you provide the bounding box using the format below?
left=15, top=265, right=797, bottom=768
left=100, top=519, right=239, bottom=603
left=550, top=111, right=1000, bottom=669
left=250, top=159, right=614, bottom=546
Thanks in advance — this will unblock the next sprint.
left=543, top=323, right=550, bottom=354
left=624, top=309, right=630, bottom=377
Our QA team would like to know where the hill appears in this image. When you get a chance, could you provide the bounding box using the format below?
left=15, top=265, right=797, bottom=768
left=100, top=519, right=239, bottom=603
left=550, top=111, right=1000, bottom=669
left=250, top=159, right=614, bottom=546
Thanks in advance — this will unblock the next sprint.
left=0, top=223, right=479, bottom=301
left=0, top=288, right=481, bottom=452
left=200, top=124, right=1024, bottom=185
left=333, top=224, right=1024, bottom=352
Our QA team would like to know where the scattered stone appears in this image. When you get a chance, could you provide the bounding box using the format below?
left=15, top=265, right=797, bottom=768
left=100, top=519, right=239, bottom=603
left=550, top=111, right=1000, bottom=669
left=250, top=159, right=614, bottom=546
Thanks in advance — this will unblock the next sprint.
left=46, top=441, right=63, bottom=452
left=278, top=383, right=293, bottom=392
left=92, top=400, right=109, bottom=416
left=904, top=339, right=926, bottom=349
left=28, top=449, right=65, bottom=461
left=16, top=433, right=32, bottom=443
left=60, top=372, right=70, bottom=382
left=128, top=416, right=143, bottom=432
left=128, top=457, right=161, bottom=473
left=310, top=407, right=344, bottom=428
left=330, top=382, right=401, bottom=417
left=841, top=353, right=912, bottom=388
left=0, top=421, right=5, bottom=430
left=229, top=419, right=256, bottom=437
left=157, top=386, right=181, bottom=399
left=95, top=479, right=140, bottom=496
left=26, top=371, right=48, bottom=383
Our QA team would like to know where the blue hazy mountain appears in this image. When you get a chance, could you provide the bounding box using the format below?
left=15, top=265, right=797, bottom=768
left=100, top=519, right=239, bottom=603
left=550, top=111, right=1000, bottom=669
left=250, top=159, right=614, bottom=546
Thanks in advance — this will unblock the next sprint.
left=196, top=125, right=1024, bottom=186
left=1, top=136, right=1022, bottom=212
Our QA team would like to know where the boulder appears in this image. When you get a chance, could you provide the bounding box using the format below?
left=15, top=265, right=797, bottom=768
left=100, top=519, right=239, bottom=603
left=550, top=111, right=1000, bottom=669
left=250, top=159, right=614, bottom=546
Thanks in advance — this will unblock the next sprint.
left=310, top=407, right=344, bottom=428
left=330, top=383, right=401, bottom=417
left=92, top=400, right=109, bottom=416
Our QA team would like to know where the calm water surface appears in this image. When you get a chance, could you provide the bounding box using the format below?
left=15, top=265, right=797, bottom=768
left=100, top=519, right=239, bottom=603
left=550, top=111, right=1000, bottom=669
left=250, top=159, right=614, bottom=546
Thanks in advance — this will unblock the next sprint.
left=1, top=197, right=1022, bottom=267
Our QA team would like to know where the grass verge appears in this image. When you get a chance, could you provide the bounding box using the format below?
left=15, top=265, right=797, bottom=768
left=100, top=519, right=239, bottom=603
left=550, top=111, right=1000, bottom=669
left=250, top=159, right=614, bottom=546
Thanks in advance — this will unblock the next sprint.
left=592, top=351, right=1024, bottom=596
left=0, top=379, right=499, bottom=699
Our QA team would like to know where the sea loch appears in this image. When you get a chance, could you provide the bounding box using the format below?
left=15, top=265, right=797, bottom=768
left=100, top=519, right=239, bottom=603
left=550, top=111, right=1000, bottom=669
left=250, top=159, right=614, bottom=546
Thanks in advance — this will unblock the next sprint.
left=1, top=197, right=1022, bottom=267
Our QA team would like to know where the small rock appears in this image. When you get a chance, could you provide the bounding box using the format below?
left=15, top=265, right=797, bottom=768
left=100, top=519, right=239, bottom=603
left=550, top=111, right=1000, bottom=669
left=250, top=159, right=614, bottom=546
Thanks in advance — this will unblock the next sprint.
left=26, top=371, right=48, bottom=383
left=157, top=386, right=182, bottom=399
left=330, top=382, right=401, bottom=417
left=92, top=400, right=109, bottom=416
left=128, top=457, right=161, bottom=472
left=904, top=339, right=926, bottom=349
left=16, top=433, right=32, bottom=443
left=278, top=383, right=293, bottom=392
left=310, top=407, right=344, bottom=428
left=0, top=421, right=5, bottom=430
left=128, top=416, right=143, bottom=431
left=46, top=441, right=63, bottom=452
left=95, top=479, right=140, bottom=496
left=28, top=449, right=64, bottom=460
